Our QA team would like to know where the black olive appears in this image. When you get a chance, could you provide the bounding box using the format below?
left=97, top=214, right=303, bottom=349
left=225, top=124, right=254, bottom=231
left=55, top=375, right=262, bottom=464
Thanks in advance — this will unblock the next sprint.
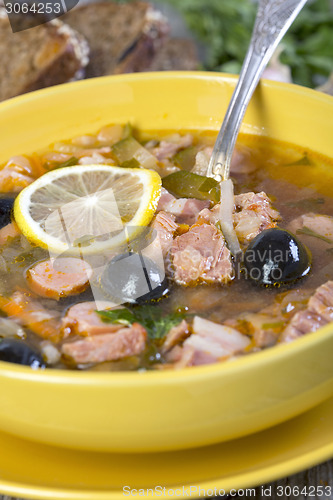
left=0, top=197, right=15, bottom=229
left=0, top=338, right=45, bottom=368
left=100, top=252, right=170, bottom=304
left=244, top=228, right=311, bottom=286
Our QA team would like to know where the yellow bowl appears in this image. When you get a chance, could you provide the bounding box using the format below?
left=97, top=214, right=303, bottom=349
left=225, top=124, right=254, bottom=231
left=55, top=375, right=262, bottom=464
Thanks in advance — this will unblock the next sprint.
left=0, top=72, right=333, bottom=453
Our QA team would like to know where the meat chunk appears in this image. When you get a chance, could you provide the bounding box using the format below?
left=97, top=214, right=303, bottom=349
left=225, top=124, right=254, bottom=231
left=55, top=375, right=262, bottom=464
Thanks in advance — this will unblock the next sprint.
left=157, top=188, right=210, bottom=225
left=230, top=313, right=282, bottom=349
left=174, top=316, right=250, bottom=367
left=191, top=145, right=257, bottom=176
left=281, top=310, right=328, bottom=343
left=162, top=319, right=190, bottom=353
left=280, top=281, right=333, bottom=343
left=151, top=134, right=193, bottom=161
left=233, top=191, right=280, bottom=243
left=61, top=301, right=123, bottom=337
left=308, top=281, right=333, bottom=322
left=62, top=322, right=147, bottom=364
left=170, top=223, right=233, bottom=285
left=229, top=145, right=258, bottom=175
left=197, top=191, right=280, bottom=245
left=150, top=211, right=178, bottom=257
left=156, top=187, right=176, bottom=211
left=26, top=257, right=92, bottom=300
left=197, top=204, right=220, bottom=225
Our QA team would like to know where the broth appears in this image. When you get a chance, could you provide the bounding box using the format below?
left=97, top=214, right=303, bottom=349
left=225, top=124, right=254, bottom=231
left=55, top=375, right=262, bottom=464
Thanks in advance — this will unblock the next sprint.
left=0, top=127, right=332, bottom=371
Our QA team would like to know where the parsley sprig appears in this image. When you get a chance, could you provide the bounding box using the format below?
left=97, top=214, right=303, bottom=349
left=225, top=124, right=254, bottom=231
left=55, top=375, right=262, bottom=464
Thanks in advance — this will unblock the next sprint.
left=98, top=306, right=186, bottom=339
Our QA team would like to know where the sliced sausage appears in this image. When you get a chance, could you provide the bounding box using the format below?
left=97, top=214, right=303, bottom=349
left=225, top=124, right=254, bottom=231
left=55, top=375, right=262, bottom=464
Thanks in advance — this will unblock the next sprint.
left=26, top=257, right=92, bottom=300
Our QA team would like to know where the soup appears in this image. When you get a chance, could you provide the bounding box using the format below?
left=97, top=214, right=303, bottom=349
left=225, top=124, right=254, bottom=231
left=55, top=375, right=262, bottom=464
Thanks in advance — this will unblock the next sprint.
left=0, top=124, right=332, bottom=371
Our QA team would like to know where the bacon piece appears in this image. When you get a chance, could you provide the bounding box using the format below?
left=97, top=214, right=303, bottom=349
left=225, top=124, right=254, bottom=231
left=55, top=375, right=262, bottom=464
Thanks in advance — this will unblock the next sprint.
left=61, top=301, right=123, bottom=337
left=174, top=316, right=250, bottom=367
left=170, top=223, right=233, bottom=285
left=281, top=310, right=328, bottom=343
left=280, top=281, right=333, bottom=343
left=62, top=322, right=147, bottom=364
left=162, top=319, right=190, bottom=353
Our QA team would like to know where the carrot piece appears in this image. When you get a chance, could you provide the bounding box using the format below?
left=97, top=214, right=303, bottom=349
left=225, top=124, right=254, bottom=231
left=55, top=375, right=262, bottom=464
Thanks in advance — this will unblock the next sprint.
left=0, top=290, right=62, bottom=342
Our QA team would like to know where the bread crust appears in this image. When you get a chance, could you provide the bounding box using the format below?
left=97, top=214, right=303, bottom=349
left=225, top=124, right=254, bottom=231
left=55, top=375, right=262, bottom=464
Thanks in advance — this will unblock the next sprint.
left=0, top=9, right=89, bottom=101
left=63, top=2, right=169, bottom=77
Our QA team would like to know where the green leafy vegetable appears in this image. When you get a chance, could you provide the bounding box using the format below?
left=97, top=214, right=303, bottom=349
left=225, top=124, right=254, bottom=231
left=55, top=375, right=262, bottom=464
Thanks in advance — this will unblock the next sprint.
left=98, top=308, right=137, bottom=326
left=120, top=158, right=141, bottom=169
left=98, top=306, right=186, bottom=339
left=162, top=171, right=219, bottom=202
left=112, top=136, right=158, bottom=170
left=296, top=226, right=333, bottom=244
left=52, top=156, right=78, bottom=170
left=155, top=0, right=333, bottom=88
left=284, top=155, right=314, bottom=167
left=122, top=122, right=133, bottom=139
left=174, top=146, right=198, bottom=171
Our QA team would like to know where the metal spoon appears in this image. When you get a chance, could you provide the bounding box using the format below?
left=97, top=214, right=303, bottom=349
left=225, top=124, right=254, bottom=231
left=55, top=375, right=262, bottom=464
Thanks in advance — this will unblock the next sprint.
left=206, top=0, right=308, bottom=182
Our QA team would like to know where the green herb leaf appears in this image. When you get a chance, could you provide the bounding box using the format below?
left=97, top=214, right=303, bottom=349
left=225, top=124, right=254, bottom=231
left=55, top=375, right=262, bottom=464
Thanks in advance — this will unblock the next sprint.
left=54, top=157, right=78, bottom=169
left=97, top=309, right=136, bottom=326
left=284, top=155, right=314, bottom=167
left=174, top=146, right=198, bottom=171
left=162, top=171, right=219, bottom=202
left=98, top=305, right=186, bottom=339
left=120, top=158, right=141, bottom=169
left=296, top=226, right=333, bottom=244
left=153, top=0, right=333, bottom=88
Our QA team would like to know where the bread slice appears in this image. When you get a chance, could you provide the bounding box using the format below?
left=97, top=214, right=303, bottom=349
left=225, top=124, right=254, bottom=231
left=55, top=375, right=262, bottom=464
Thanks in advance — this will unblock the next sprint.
left=63, top=1, right=169, bottom=77
left=0, top=8, right=89, bottom=101
left=148, top=38, right=200, bottom=71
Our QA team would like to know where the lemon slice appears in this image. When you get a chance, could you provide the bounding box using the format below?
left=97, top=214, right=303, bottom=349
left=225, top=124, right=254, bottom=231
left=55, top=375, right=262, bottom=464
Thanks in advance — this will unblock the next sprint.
left=14, top=165, right=161, bottom=255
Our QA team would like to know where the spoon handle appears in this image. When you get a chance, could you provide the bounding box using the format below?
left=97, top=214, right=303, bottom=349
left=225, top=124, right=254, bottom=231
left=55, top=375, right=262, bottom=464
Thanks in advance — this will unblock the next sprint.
left=207, top=0, right=308, bottom=182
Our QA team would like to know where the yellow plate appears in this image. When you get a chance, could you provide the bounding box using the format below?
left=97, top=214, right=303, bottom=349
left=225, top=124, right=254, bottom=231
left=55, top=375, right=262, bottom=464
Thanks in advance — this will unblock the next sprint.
left=0, top=72, right=333, bottom=453
left=0, top=395, right=333, bottom=500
